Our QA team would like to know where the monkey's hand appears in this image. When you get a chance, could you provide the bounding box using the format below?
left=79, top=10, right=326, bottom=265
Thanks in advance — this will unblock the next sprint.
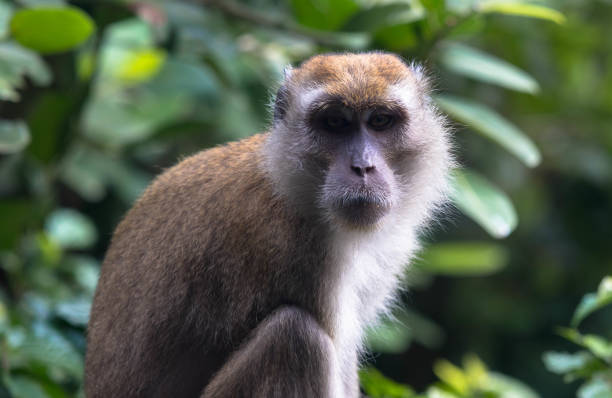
left=201, top=306, right=343, bottom=398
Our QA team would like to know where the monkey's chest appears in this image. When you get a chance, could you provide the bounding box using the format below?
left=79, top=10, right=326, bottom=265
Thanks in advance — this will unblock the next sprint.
left=331, top=250, right=404, bottom=368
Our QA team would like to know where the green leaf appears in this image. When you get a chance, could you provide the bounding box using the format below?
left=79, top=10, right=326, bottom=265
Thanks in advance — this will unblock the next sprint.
left=479, top=2, right=566, bottom=24
left=450, top=169, right=518, bottom=239
left=82, top=95, right=187, bottom=149
left=435, top=94, right=541, bottom=167
left=290, top=0, right=359, bottom=30
left=418, top=241, right=509, bottom=276
left=0, top=42, right=51, bottom=101
left=572, top=276, right=612, bottom=327
left=577, top=372, right=612, bottom=398
left=558, top=328, right=612, bottom=363
left=439, top=42, right=540, bottom=94
left=0, top=1, right=14, bottom=39
left=487, top=372, right=541, bottom=398
left=45, top=208, right=97, bottom=250
left=360, top=367, right=417, bottom=398
left=66, top=255, right=100, bottom=294
left=13, top=325, right=83, bottom=378
left=3, top=375, right=49, bottom=398
left=582, top=335, right=612, bottom=362
left=55, top=297, right=91, bottom=326
left=425, top=386, right=459, bottom=398
left=147, top=59, right=220, bottom=99
left=116, top=49, right=167, bottom=84
left=0, top=119, right=30, bottom=153
left=10, top=6, right=95, bottom=54
left=0, top=200, right=36, bottom=249
left=343, top=3, right=425, bottom=32
left=542, top=351, right=595, bottom=374
left=433, top=359, right=469, bottom=394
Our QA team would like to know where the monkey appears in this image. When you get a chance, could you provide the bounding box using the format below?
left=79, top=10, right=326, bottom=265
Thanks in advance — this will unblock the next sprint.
left=84, top=52, right=452, bottom=398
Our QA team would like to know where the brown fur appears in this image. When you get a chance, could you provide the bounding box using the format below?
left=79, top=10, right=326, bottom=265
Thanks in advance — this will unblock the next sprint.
left=85, top=135, right=337, bottom=397
left=290, top=53, right=412, bottom=108
left=85, top=52, right=450, bottom=398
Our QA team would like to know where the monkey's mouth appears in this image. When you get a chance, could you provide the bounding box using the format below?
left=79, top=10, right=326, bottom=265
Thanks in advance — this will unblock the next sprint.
left=331, top=189, right=392, bottom=228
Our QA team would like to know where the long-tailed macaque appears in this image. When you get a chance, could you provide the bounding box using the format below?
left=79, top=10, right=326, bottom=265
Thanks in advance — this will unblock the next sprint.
left=85, top=52, right=452, bottom=398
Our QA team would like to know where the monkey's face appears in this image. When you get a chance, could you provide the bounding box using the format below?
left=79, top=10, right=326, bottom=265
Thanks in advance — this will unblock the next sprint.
left=266, top=53, right=452, bottom=231
left=308, top=100, right=403, bottom=228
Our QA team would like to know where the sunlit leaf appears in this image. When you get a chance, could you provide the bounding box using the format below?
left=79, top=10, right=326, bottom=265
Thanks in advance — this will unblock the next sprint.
left=359, top=367, right=417, bottom=398
left=45, top=208, right=97, bottom=250
left=117, top=49, right=167, bottom=84
left=572, top=276, right=612, bottom=327
left=433, top=359, right=469, bottom=394
left=418, top=241, right=509, bottom=276
left=10, top=6, right=95, bottom=54
left=463, top=354, right=488, bottom=387
left=0, top=119, right=30, bottom=153
left=450, top=169, right=518, bottom=239
left=343, top=3, right=425, bottom=32
left=582, top=335, right=612, bottom=362
left=439, top=42, right=540, bottom=94
left=479, top=2, right=566, bottom=24
left=436, top=95, right=541, bottom=167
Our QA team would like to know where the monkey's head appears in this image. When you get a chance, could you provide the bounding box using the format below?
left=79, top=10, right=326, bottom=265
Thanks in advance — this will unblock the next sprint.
left=265, top=52, right=452, bottom=231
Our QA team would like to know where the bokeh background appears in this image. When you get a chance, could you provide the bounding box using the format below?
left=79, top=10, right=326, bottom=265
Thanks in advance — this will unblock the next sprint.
left=0, top=0, right=611, bottom=397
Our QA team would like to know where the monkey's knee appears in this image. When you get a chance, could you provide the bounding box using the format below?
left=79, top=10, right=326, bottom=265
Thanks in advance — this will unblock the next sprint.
left=203, top=306, right=340, bottom=398
left=263, top=306, right=334, bottom=354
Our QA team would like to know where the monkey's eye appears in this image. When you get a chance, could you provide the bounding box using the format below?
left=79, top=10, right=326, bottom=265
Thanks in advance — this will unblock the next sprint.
left=322, top=114, right=351, bottom=131
left=368, top=114, right=394, bottom=130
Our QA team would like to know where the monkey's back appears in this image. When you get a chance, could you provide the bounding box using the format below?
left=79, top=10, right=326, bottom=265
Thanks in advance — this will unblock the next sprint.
left=85, top=133, right=331, bottom=397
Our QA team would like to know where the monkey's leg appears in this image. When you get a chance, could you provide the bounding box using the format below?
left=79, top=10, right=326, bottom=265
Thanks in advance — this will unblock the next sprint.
left=202, top=306, right=343, bottom=398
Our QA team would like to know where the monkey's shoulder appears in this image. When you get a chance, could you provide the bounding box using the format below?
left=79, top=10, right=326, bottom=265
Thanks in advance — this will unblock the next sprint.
left=134, top=133, right=271, bottom=209
left=111, top=133, right=292, bottom=247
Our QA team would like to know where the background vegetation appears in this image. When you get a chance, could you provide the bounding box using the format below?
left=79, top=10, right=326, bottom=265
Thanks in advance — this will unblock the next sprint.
left=0, top=0, right=610, bottom=397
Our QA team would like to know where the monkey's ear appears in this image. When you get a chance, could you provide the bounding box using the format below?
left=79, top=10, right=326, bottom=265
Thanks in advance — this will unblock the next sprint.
left=273, top=67, right=293, bottom=122
left=273, top=84, right=289, bottom=122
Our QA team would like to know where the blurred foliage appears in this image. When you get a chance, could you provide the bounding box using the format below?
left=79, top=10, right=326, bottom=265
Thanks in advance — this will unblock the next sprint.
left=543, top=276, right=612, bottom=398
left=0, top=0, right=611, bottom=397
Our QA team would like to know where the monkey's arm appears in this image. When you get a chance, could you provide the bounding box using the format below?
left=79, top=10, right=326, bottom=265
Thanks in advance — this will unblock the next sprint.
left=202, top=306, right=342, bottom=398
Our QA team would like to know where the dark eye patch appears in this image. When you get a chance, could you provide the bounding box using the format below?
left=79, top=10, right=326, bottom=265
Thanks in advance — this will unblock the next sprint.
left=321, top=113, right=351, bottom=130
left=310, top=104, right=354, bottom=133
left=368, top=113, right=395, bottom=130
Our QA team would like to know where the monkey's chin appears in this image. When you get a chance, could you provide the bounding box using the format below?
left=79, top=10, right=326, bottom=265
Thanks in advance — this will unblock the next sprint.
left=332, top=196, right=391, bottom=230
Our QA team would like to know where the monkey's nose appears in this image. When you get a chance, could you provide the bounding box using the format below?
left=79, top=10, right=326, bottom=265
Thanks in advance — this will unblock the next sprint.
left=350, top=164, right=375, bottom=177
